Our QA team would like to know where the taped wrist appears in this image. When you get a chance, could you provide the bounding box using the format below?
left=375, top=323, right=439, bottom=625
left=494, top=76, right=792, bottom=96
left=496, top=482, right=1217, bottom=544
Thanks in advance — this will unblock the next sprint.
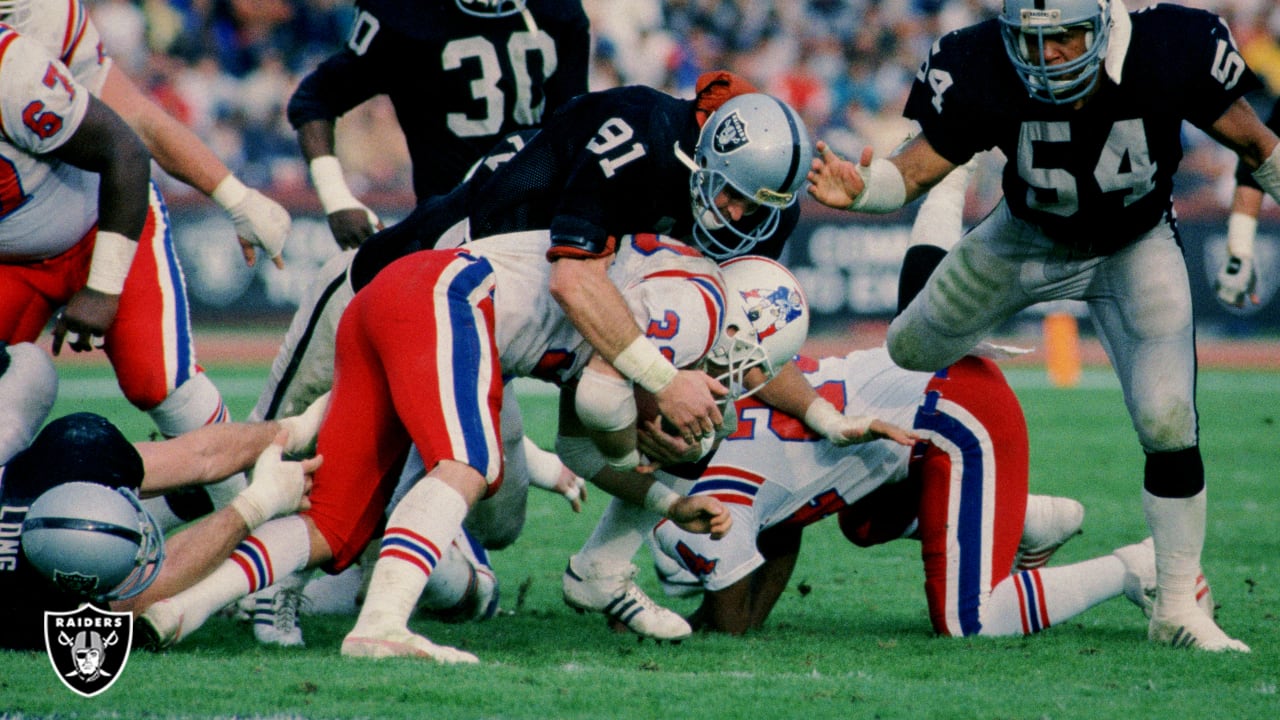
left=1250, top=143, right=1280, bottom=206
left=642, top=480, right=680, bottom=517
left=86, top=231, right=137, bottom=295
left=210, top=174, right=249, bottom=210
left=575, top=366, right=637, bottom=432
left=848, top=158, right=907, bottom=213
left=309, top=155, right=362, bottom=214
left=555, top=434, right=608, bottom=482
left=1226, top=211, right=1257, bottom=260
left=612, top=337, right=678, bottom=394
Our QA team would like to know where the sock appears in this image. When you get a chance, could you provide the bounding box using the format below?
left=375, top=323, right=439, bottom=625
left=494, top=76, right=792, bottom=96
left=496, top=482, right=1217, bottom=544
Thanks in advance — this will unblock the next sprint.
left=978, top=555, right=1125, bottom=636
left=1143, top=488, right=1206, bottom=615
left=163, top=516, right=311, bottom=642
left=350, top=476, right=469, bottom=635
left=909, top=158, right=974, bottom=252
left=571, top=496, right=657, bottom=575
left=144, top=373, right=238, bottom=530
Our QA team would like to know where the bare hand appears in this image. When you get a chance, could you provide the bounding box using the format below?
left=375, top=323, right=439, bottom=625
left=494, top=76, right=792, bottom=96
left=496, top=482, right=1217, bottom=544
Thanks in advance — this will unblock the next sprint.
left=52, top=289, right=119, bottom=355
left=655, top=369, right=726, bottom=444
left=806, top=141, right=869, bottom=209
left=670, top=495, right=732, bottom=539
left=554, top=465, right=586, bottom=512
left=636, top=417, right=704, bottom=466
left=328, top=207, right=383, bottom=249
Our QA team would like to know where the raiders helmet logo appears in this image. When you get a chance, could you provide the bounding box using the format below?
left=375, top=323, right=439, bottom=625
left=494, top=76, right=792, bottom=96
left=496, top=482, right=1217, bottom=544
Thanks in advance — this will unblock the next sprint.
left=44, top=604, right=134, bottom=697
left=712, top=110, right=750, bottom=155
left=51, top=570, right=100, bottom=597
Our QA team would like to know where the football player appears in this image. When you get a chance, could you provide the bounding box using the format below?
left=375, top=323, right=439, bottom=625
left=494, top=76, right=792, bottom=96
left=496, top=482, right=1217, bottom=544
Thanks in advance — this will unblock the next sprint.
left=137, top=232, right=745, bottom=662
left=651, top=345, right=1190, bottom=638
left=0, top=342, right=322, bottom=651
left=807, top=0, right=1276, bottom=652
left=6, top=0, right=291, bottom=269
left=0, top=0, right=292, bottom=534
left=288, top=0, right=589, bottom=248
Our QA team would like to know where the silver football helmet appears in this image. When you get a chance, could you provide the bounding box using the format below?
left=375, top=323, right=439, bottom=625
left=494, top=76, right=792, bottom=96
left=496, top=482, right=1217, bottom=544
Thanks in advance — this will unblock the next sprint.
left=22, top=482, right=165, bottom=602
left=690, top=94, right=814, bottom=260
left=456, top=0, right=526, bottom=19
left=999, top=0, right=1111, bottom=105
left=706, top=256, right=809, bottom=400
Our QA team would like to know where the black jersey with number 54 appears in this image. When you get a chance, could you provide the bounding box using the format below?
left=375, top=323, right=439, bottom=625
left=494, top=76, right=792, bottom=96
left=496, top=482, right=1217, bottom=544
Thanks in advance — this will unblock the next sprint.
left=287, top=0, right=589, bottom=201
left=904, top=4, right=1260, bottom=254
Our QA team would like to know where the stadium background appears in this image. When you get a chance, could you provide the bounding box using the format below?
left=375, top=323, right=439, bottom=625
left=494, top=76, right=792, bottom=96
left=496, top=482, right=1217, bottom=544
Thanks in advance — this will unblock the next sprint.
left=79, top=0, right=1280, bottom=365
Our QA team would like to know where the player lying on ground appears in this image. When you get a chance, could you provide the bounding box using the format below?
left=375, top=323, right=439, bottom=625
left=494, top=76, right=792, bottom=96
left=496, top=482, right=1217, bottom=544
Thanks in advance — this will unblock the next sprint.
left=0, top=342, right=323, bottom=651
left=652, top=346, right=1211, bottom=637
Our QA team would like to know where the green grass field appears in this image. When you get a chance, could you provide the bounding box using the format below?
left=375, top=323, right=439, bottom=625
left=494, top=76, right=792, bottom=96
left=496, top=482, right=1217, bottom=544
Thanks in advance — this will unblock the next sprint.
left=2, top=360, right=1277, bottom=719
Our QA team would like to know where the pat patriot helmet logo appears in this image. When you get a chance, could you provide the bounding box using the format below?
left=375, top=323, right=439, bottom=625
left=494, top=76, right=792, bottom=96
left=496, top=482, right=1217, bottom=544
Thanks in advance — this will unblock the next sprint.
left=712, top=109, right=750, bottom=154
left=740, top=284, right=804, bottom=340
left=44, top=604, right=133, bottom=697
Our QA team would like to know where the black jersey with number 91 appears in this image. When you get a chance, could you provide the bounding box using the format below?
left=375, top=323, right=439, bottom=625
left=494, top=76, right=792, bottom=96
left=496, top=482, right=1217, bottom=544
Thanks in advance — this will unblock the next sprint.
left=904, top=4, right=1260, bottom=255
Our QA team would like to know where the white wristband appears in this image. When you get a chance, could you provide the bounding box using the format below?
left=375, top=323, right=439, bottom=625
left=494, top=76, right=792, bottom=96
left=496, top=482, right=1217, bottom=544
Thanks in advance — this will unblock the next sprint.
left=210, top=174, right=249, bottom=210
left=1226, top=211, right=1257, bottom=260
left=85, top=231, right=137, bottom=295
left=309, top=155, right=362, bottom=214
left=642, top=480, right=680, bottom=517
left=612, top=336, right=678, bottom=393
left=849, top=157, right=908, bottom=213
left=804, top=398, right=846, bottom=437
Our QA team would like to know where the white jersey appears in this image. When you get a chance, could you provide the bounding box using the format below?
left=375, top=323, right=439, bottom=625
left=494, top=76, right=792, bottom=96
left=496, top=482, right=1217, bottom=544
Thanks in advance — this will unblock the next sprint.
left=655, top=347, right=932, bottom=591
left=20, top=0, right=108, bottom=92
left=0, top=26, right=96, bottom=260
left=467, top=231, right=725, bottom=384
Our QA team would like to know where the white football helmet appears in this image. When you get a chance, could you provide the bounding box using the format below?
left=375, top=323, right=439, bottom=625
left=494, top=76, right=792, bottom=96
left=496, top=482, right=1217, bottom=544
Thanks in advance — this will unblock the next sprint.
left=689, top=94, right=814, bottom=260
left=22, top=482, right=165, bottom=602
left=456, top=0, right=526, bottom=19
left=706, top=256, right=809, bottom=400
left=999, top=0, right=1111, bottom=105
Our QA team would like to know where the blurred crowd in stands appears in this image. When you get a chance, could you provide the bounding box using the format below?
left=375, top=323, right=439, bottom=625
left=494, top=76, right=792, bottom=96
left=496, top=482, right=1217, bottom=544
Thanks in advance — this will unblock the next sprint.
left=88, top=0, right=1280, bottom=218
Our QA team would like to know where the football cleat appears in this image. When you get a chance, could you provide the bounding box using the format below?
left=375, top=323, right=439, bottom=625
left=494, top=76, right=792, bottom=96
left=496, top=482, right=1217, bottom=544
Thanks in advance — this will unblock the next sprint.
left=1149, top=606, right=1250, bottom=653
left=562, top=558, right=692, bottom=641
left=340, top=629, right=479, bottom=663
left=1112, top=538, right=1217, bottom=620
left=1014, top=495, right=1084, bottom=571
left=253, top=574, right=307, bottom=647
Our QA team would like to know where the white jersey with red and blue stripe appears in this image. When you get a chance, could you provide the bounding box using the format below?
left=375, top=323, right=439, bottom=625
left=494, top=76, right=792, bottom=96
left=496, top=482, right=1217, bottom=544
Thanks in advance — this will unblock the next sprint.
left=654, top=347, right=1029, bottom=638
left=22, top=0, right=107, bottom=92
left=468, top=231, right=725, bottom=384
left=0, top=25, right=96, bottom=260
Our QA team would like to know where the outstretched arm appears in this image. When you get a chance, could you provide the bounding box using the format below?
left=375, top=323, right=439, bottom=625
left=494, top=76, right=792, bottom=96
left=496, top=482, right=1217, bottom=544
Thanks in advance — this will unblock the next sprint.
left=99, top=65, right=289, bottom=269
left=806, top=135, right=956, bottom=213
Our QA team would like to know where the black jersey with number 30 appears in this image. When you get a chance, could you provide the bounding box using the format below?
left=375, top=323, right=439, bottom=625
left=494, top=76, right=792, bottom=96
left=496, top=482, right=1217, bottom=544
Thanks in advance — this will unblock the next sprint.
left=287, top=0, right=589, bottom=200
left=904, top=5, right=1260, bottom=253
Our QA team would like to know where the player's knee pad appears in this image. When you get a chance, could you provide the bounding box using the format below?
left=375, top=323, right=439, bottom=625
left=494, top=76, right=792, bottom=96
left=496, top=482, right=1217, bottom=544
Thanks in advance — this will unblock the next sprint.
left=1143, top=446, right=1204, bottom=498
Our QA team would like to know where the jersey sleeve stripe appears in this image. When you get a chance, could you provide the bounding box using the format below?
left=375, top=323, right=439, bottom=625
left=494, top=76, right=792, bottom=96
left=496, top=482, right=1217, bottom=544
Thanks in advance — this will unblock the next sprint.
left=59, top=0, right=91, bottom=65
